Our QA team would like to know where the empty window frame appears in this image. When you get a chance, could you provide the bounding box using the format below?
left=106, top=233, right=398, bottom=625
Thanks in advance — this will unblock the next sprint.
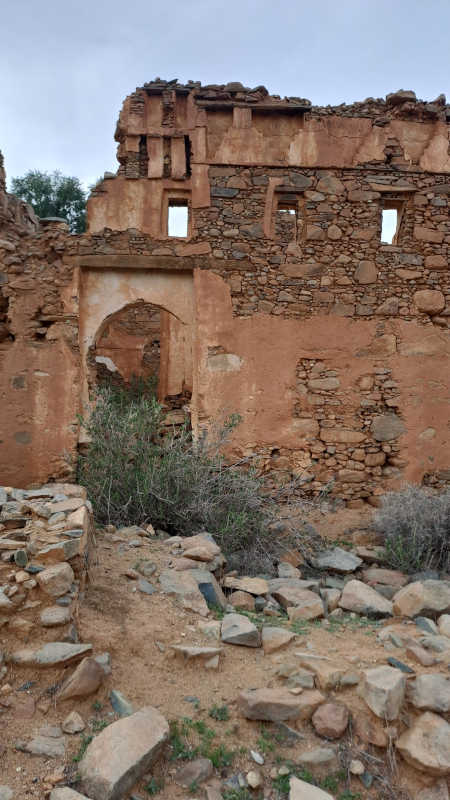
left=275, top=194, right=299, bottom=242
left=167, top=199, right=189, bottom=238
left=380, top=200, right=404, bottom=245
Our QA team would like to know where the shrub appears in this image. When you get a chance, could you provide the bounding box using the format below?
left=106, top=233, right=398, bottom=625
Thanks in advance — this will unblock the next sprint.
left=77, top=380, right=281, bottom=572
left=373, top=484, right=450, bottom=574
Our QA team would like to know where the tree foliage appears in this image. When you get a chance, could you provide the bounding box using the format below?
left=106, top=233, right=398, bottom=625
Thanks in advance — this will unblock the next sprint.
left=11, top=169, right=87, bottom=233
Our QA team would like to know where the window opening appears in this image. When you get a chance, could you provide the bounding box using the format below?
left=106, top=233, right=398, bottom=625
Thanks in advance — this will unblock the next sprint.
left=276, top=196, right=298, bottom=242
left=381, top=208, right=398, bottom=244
left=184, top=135, right=192, bottom=177
left=168, top=200, right=189, bottom=238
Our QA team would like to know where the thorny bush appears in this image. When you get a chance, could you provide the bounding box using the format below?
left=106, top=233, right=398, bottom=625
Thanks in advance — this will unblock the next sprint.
left=373, top=483, right=450, bottom=574
left=77, top=380, right=303, bottom=573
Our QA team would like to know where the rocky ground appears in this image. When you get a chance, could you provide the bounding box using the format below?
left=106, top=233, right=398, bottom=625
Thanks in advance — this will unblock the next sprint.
left=1, top=502, right=449, bottom=800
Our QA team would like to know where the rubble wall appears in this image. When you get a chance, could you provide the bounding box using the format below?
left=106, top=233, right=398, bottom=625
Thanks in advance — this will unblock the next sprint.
left=0, top=82, right=449, bottom=503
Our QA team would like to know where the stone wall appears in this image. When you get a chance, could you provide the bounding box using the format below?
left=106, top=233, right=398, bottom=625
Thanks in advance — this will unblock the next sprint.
left=0, top=83, right=449, bottom=503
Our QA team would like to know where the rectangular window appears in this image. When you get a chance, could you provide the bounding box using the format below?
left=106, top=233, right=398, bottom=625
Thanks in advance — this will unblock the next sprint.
left=380, top=200, right=404, bottom=245
left=381, top=208, right=398, bottom=244
left=275, top=196, right=299, bottom=242
left=168, top=200, right=189, bottom=238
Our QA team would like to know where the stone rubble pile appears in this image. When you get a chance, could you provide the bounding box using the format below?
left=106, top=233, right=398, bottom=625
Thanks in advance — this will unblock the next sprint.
left=2, top=512, right=450, bottom=799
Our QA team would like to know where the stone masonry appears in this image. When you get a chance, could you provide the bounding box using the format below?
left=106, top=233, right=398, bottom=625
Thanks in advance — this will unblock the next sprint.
left=0, top=81, right=449, bottom=504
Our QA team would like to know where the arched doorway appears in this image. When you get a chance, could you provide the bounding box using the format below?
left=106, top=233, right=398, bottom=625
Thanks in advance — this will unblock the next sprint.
left=78, top=267, right=194, bottom=437
left=88, top=300, right=191, bottom=409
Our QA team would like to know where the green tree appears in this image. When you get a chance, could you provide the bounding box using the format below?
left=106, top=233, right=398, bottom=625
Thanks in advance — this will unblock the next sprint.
left=11, top=169, right=87, bottom=233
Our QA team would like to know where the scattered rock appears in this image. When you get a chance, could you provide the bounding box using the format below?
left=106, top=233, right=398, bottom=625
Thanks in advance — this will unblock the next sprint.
left=362, top=568, right=407, bottom=588
left=171, top=645, right=222, bottom=661
left=110, top=689, right=134, bottom=717
left=0, top=788, right=13, bottom=800
left=312, top=547, right=362, bottom=573
left=295, top=690, right=326, bottom=721
left=58, top=657, right=104, bottom=700
left=223, top=576, right=269, bottom=595
left=50, top=788, right=92, bottom=799
left=360, top=666, right=406, bottom=720
left=312, top=702, right=349, bottom=739
left=62, top=711, right=85, bottom=734
left=387, top=656, right=414, bottom=674
left=230, top=591, right=255, bottom=611
left=11, top=642, right=92, bottom=668
left=297, top=747, right=339, bottom=778
left=159, top=570, right=209, bottom=616
left=408, top=674, right=450, bottom=713
left=79, top=706, right=169, bottom=800
left=246, top=770, right=262, bottom=789
left=261, top=626, right=296, bottom=655
left=137, top=578, right=155, bottom=595
left=16, top=728, right=65, bottom=758
left=238, top=688, right=303, bottom=721
left=339, top=580, right=393, bottom=617
left=352, top=711, right=389, bottom=747
left=396, top=712, right=450, bottom=776
left=221, top=614, right=260, bottom=647
left=393, top=580, right=450, bottom=618
left=190, top=569, right=227, bottom=609
left=289, top=775, right=334, bottom=799
left=175, top=757, right=213, bottom=787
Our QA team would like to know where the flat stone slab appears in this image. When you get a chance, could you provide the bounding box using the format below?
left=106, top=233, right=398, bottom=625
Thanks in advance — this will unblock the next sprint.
left=312, top=547, right=363, bottom=573
left=171, top=645, right=222, bottom=659
left=261, top=626, right=296, bottom=655
left=11, top=642, right=92, bottom=667
left=16, top=733, right=65, bottom=758
left=222, top=576, right=269, bottom=595
left=221, top=613, right=261, bottom=647
left=79, top=706, right=169, bottom=800
left=238, top=688, right=302, bottom=721
left=40, top=606, right=72, bottom=627
left=50, top=789, right=91, bottom=800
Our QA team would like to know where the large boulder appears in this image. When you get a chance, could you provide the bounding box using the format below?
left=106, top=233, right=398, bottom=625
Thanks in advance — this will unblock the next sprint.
left=360, top=666, right=406, bottom=720
left=396, top=712, right=450, bottom=776
left=393, top=581, right=450, bottom=618
left=339, top=580, right=393, bottom=617
left=407, top=674, right=450, bottom=713
left=79, top=706, right=169, bottom=800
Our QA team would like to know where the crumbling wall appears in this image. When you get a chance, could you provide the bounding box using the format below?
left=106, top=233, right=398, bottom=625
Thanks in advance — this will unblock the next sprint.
left=1, top=83, right=449, bottom=504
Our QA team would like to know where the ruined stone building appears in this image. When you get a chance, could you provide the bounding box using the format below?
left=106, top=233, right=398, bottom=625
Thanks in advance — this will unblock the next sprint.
left=0, top=82, right=449, bottom=505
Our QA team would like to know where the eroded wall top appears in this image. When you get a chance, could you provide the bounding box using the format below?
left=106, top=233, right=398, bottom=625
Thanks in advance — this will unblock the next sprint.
left=113, top=80, right=450, bottom=173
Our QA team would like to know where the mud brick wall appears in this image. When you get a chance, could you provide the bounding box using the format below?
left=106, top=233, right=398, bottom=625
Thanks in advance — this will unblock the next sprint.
left=1, top=84, right=449, bottom=504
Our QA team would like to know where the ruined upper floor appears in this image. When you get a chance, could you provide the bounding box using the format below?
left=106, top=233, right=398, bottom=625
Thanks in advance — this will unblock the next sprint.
left=111, top=80, right=450, bottom=178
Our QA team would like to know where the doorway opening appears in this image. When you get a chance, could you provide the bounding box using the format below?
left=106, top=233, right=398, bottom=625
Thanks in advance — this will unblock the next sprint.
left=87, top=300, right=191, bottom=411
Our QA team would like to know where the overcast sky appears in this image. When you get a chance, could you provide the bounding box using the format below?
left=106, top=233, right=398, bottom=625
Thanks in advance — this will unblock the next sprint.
left=1, top=0, right=449, bottom=190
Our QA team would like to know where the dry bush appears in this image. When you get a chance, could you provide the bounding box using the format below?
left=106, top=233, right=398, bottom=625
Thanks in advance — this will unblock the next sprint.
left=77, top=381, right=304, bottom=574
left=373, top=483, right=450, bottom=574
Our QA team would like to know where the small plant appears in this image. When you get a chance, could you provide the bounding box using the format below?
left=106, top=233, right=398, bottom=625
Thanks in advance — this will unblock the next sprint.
left=188, top=781, right=199, bottom=795
left=338, top=792, right=362, bottom=800
left=373, top=484, right=450, bottom=573
left=209, top=704, right=230, bottom=721
left=91, top=718, right=109, bottom=733
left=145, top=777, right=163, bottom=795
left=91, top=700, right=103, bottom=712
left=72, top=734, right=93, bottom=763
left=207, top=743, right=235, bottom=768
